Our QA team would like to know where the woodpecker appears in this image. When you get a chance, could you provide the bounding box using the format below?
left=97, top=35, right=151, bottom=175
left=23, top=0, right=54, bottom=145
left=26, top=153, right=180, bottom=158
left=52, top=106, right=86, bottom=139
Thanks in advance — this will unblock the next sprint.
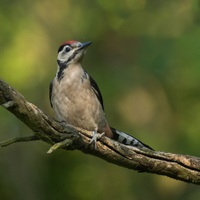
left=49, top=40, right=153, bottom=150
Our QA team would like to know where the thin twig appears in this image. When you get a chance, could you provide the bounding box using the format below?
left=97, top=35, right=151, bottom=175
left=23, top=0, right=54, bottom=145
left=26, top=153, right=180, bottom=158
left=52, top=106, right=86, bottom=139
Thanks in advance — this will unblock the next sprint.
left=0, top=135, right=39, bottom=147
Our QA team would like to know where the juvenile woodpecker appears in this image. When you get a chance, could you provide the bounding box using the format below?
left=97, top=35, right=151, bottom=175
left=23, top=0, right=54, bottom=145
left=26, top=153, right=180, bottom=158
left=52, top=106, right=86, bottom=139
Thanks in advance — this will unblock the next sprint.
left=49, top=40, right=153, bottom=150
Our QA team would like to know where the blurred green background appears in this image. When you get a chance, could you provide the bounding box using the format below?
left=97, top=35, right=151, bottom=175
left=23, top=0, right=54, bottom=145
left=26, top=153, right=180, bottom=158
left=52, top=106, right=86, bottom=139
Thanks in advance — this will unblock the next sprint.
left=0, top=0, right=200, bottom=199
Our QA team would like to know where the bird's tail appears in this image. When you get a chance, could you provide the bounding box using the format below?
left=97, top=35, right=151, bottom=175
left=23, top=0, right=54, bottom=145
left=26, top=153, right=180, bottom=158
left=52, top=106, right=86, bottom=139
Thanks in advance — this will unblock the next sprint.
left=110, top=127, right=154, bottom=150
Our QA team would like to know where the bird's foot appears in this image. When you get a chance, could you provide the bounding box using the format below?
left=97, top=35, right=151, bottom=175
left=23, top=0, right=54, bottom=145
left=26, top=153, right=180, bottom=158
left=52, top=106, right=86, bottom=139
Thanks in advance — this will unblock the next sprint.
left=90, top=131, right=105, bottom=149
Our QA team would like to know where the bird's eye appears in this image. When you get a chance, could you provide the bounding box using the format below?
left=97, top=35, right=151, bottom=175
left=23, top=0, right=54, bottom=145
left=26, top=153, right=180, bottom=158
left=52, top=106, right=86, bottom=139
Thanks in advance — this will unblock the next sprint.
left=64, top=46, right=71, bottom=53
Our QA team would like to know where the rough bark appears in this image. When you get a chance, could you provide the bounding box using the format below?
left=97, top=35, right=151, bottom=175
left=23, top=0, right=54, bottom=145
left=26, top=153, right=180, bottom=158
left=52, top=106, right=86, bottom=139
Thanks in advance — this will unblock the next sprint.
left=0, top=79, right=200, bottom=185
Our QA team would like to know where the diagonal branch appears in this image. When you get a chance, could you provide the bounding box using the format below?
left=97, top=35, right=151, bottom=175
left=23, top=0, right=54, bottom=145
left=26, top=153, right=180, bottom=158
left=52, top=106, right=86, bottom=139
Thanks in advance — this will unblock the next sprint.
left=0, top=79, right=200, bottom=185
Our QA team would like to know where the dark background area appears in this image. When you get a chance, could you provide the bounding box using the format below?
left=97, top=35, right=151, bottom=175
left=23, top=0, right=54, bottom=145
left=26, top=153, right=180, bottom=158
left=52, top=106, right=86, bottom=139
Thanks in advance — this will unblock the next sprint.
left=0, top=0, right=200, bottom=199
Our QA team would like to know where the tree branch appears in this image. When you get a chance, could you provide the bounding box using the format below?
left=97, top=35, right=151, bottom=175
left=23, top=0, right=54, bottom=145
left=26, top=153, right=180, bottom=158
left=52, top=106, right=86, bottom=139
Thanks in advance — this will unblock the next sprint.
left=0, top=79, right=200, bottom=185
left=0, top=135, right=39, bottom=147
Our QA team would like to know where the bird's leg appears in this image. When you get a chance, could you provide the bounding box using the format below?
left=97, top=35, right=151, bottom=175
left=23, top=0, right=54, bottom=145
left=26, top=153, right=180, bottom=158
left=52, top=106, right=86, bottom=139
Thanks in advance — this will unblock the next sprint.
left=89, top=129, right=105, bottom=149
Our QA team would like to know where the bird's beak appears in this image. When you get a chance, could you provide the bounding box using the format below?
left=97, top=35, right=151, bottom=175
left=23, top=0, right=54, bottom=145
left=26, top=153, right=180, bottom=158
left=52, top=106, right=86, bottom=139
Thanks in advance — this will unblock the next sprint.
left=79, top=41, right=92, bottom=50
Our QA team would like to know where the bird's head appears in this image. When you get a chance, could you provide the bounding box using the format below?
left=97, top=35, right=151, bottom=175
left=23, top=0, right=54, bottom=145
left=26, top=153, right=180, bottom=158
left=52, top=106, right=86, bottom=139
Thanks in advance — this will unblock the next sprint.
left=57, top=40, right=92, bottom=66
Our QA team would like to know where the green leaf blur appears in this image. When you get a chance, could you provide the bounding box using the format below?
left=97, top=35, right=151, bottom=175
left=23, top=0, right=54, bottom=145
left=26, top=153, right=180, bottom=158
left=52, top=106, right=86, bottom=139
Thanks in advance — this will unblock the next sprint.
left=0, top=0, right=199, bottom=199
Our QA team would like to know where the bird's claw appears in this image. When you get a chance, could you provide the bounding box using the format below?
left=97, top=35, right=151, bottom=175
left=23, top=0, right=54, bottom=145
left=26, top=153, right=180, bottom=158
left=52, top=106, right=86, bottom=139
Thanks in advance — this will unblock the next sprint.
left=90, top=131, right=105, bottom=149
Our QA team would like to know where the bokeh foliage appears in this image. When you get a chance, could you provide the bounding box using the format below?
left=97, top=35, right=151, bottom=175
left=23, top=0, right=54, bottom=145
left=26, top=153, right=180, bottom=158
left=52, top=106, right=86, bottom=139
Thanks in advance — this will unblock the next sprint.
left=0, top=0, right=200, bottom=199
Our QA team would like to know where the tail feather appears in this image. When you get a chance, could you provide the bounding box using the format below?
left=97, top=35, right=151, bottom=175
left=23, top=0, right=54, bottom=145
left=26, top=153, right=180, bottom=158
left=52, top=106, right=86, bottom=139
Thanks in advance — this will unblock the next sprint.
left=110, top=127, right=154, bottom=150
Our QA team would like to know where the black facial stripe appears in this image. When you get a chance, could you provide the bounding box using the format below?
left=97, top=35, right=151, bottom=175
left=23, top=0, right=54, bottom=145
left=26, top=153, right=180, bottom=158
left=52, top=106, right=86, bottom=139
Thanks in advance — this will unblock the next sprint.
left=57, top=44, right=82, bottom=82
left=56, top=50, right=78, bottom=81
left=57, top=60, right=67, bottom=81
left=66, top=50, right=78, bottom=63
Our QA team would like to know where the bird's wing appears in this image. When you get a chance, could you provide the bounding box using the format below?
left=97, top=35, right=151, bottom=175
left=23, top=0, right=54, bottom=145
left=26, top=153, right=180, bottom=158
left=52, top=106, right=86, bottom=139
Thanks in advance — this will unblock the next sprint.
left=49, top=80, right=53, bottom=108
left=89, top=75, right=104, bottom=111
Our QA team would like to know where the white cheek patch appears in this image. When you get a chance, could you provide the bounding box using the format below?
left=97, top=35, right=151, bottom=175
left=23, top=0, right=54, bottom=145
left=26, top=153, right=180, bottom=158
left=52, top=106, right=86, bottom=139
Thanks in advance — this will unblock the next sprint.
left=59, top=52, right=70, bottom=62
